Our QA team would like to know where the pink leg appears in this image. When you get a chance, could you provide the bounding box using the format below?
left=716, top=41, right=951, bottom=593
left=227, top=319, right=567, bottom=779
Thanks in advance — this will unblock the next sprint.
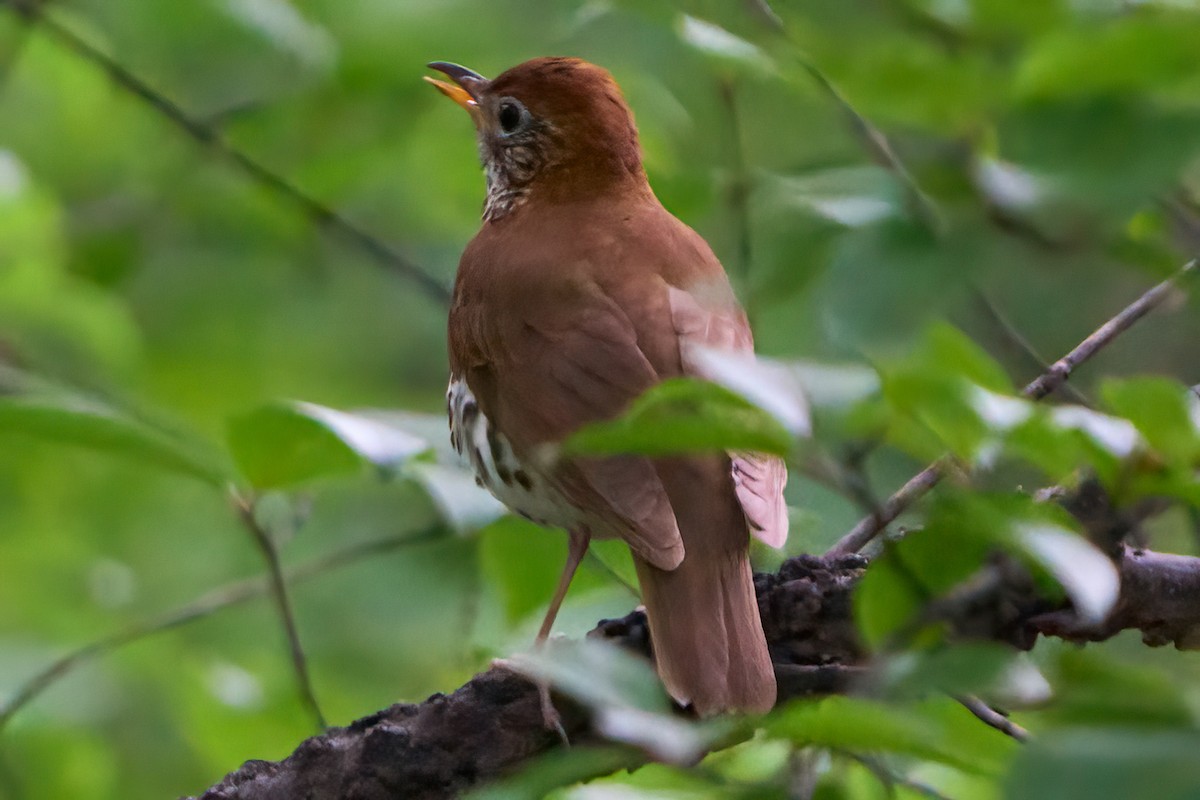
left=533, top=528, right=589, bottom=743
left=536, top=528, right=591, bottom=643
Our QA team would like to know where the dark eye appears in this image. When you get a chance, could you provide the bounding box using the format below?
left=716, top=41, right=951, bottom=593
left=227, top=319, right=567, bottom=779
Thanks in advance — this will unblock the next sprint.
left=497, top=100, right=524, bottom=134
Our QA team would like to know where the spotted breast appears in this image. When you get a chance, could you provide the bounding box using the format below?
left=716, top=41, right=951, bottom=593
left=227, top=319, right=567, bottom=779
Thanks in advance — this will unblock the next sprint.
left=447, top=376, right=589, bottom=531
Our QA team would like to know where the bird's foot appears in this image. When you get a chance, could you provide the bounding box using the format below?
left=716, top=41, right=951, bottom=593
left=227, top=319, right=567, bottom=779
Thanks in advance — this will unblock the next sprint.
left=491, top=657, right=570, bottom=746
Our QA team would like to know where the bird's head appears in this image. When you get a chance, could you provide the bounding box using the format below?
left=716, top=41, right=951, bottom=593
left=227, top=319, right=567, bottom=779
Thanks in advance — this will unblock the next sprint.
left=426, top=57, right=644, bottom=221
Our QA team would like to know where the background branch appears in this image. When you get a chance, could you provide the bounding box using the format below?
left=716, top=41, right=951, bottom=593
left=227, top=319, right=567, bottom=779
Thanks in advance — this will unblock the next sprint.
left=0, top=527, right=444, bottom=731
left=828, top=258, right=1198, bottom=556
left=2, top=1, right=452, bottom=306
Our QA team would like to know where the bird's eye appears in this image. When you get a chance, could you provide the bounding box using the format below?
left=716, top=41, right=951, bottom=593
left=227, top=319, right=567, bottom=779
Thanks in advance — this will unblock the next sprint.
left=497, top=100, right=525, bottom=134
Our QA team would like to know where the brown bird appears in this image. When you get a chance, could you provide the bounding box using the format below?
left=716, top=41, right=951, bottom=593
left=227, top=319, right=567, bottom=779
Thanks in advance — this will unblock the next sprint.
left=427, top=57, right=787, bottom=716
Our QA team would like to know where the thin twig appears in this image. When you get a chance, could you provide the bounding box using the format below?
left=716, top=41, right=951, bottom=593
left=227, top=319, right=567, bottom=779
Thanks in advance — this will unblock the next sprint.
left=1024, top=259, right=1196, bottom=400
left=718, top=79, right=755, bottom=314
left=828, top=258, right=1198, bottom=555
left=746, top=0, right=943, bottom=235
left=971, top=288, right=1091, bottom=406
left=0, top=526, right=444, bottom=731
left=794, top=58, right=943, bottom=236
left=955, top=694, right=1030, bottom=743
left=7, top=3, right=451, bottom=305
left=232, top=490, right=327, bottom=730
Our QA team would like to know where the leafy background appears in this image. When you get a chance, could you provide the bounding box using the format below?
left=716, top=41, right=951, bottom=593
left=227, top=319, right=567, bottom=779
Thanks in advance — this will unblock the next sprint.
left=2, top=0, right=1200, bottom=798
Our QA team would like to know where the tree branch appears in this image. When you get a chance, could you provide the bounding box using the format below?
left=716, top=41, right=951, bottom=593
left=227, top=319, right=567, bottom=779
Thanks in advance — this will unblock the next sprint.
left=828, top=258, right=1198, bottom=556
left=183, top=534, right=1200, bottom=798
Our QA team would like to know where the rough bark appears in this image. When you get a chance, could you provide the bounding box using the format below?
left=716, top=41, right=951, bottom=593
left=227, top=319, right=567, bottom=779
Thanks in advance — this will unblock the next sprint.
left=184, top=545, right=1200, bottom=800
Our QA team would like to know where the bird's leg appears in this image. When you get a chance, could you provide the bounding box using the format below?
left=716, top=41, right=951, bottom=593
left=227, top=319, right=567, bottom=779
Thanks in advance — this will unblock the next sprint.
left=532, top=528, right=590, bottom=742
left=537, top=528, right=591, bottom=642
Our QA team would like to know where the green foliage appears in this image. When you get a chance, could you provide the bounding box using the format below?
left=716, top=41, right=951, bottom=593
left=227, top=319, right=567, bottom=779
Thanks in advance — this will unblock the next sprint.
left=3, top=0, right=1200, bottom=798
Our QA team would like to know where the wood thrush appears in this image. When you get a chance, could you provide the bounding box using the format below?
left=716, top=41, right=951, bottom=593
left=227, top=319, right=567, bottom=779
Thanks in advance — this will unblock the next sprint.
left=427, top=57, right=787, bottom=716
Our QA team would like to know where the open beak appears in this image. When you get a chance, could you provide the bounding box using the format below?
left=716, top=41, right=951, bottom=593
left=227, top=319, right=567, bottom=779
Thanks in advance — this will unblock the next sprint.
left=425, top=62, right=488, bottom=119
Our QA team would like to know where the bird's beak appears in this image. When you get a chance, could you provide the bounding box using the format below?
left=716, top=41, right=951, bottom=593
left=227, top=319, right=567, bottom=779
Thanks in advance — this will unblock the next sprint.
left=425, top=62, right=488, bottom=121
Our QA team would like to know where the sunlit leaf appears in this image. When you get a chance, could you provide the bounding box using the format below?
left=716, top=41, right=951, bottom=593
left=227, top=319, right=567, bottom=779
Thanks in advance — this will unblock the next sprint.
left=684, top=345, right=811, bottom=436
left=1015, top=17, right=1200, bottom=99
left=508, top=640, right=726, bottom=764
left=677, top=15, right=773, bottom=72
left=408, top=461, right=506, bottom=535
left=1100, top=377, right=1200, bottom=465
left=1013, top=523, right=1119, bottom=625
left=226, top=401, right=432, bottom=489
left=565, top=378, right=794, bottom=457
left=768, top=166, right=902, bottom=228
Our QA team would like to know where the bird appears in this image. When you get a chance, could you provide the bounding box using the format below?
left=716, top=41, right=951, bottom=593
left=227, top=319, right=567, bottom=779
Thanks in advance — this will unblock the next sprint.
left=426, top=57, right=787, bottom=717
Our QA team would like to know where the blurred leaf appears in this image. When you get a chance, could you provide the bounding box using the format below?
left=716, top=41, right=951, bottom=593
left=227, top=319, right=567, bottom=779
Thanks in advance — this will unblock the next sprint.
left=508, top=639, right=726, bottom=764
left=1041, top=648, right=1194, bottom=729
left=479, top=515, right=569, bottom=624
left=407, top=461, right=507, bottom=535
left=214, top=0, right=337, bottom=72
left=854, top=519, right=993, bottom=648
left=883, top=324, right=1012, bottom=461
left=685, top=345, right=811, bottom=436
left=1015, top=17, right=1200, bottom=100
left=565, top=378, right=793, bottom=457
left=588, top=538, right=641, bottom=597
left=1013, top=522, right=1119, bottom=625
left=510, top=639, right=671, bottom=714
left=766, top=695, right=1013, bottom=775
left=468, top=747, right=642, bottom=800
left=767, top=166, right=903, bottom=228
left=790, top=361, right=881, bottom=409
left=1005, top=728, right=1200, bottom=800
left=1044, top=406, right=1141, bottom=461
left=879, top=643, right=1047, bottom=704
left=677, top=15, right=773, bottom=73
left=226, top=401, right=431, bottom=489
left=1002, top=99, right=1200, bottom=221
left=0, top=365, right=230, bottom=486
left=1100, top=377, right=1200, bottom=466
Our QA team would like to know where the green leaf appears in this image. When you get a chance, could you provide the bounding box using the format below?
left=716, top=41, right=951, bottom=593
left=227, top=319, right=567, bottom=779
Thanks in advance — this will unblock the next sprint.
left=879, top=643, right=1047, bottom=705
left=1041, top=649, right=1194, bottom=730
left=767, top=166, right=903, bottom=228
left=478, top=516, right=572, bottom=624
left=854, top=520, right=993, bottom=648
left=685, top=346, right=811, bottom=437
left=467, top=746, right=643, bottom=800
left=766, top=695, right=1014, bottom=775
left=677, top=15, right=774, bottom=74
left=0, top=365, right=230, bottom=486
left=1006, top=728, right=1200, bottom=800
left=882, top=324, right=1013, bottom=461
left=1101, top=377, right=1200, bottom=466
left=406, top=461, right=506, bottom=535
left=565, top=378, right=794, bottom=457
left=1011, top=522, right=1119, bottom=625
left=226, top=401, right=431, bottom=489
left=1015, top=17, right=1200, bottom=100
left=507, top=639, right=727, bottom=764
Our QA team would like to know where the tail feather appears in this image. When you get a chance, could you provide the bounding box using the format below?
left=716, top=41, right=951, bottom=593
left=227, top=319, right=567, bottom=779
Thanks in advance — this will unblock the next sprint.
left=634, top=456, right=776, bottom=716
left=634, top=552, right=775, bottom=715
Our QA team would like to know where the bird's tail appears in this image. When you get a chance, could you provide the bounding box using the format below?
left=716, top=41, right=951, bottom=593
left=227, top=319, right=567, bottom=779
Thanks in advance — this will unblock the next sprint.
left=632, top=460, right=776, bottom=716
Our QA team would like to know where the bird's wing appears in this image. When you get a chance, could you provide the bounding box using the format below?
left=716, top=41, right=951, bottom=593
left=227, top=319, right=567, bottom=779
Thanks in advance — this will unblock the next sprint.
left=667, top=285, right=789, bottom=549
left=450, top=275, right=685, bottom=571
